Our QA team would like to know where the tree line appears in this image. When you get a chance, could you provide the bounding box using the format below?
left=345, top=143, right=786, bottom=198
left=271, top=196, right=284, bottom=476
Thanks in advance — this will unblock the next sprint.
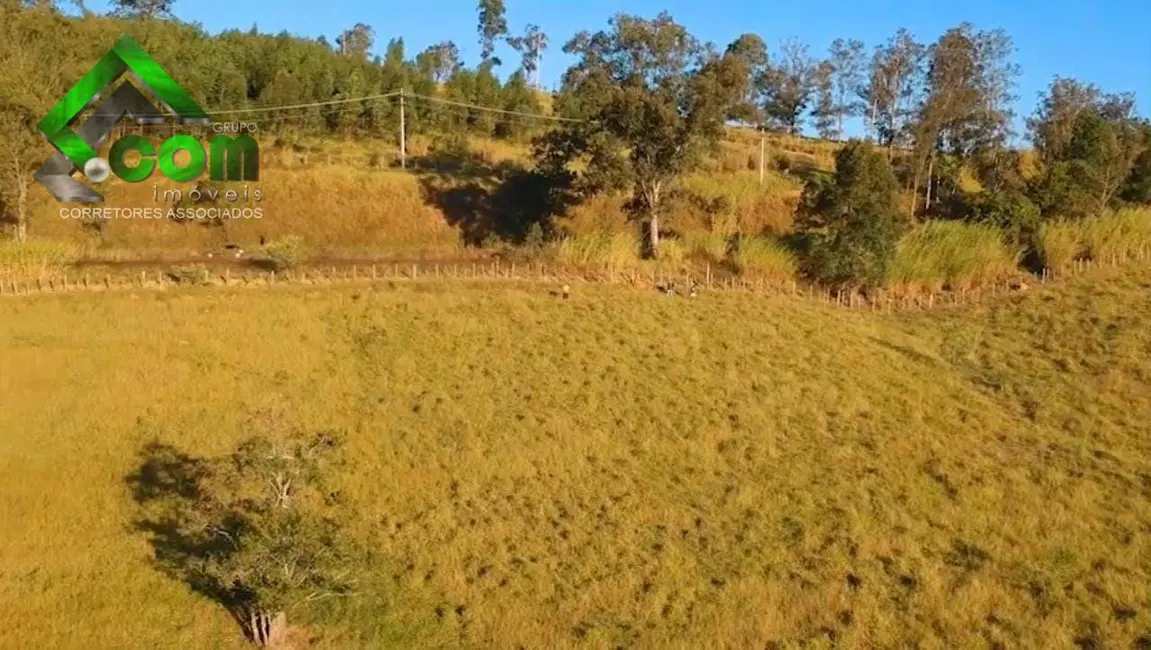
left=2, top=0, right=1150, bottom=269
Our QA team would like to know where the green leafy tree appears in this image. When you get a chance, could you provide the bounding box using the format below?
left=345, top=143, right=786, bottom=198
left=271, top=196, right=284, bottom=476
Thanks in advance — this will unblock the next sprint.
left=1120, top=122, right=1151, bottom=204
left=911, top=24, right=1018, bottom=216
left=506, top=24, right=548, bottom=88
left=1027, top=76, right=1100, bottom=164
left=826, top=38, right=865, bottom=138
left=110, top=0, right=172, bottom=18
left=416, top=41, right=461, bottom=84
left=723, top=33, right=769, bottom=125
left=1028, top=83, right=1147, bottom=217
left=796, top=141, right=903, bottom=289
left=861, top=28, right=925, bottom=148
left=759, top=38, right=815, bottom=135
left=0, top=2, right=71, bottom=241
left=471, top=62, right=502, bottom=135
left=128, top=414, right=356, bottom=648
left=496, top=69, right=540, bottom=139
left=810, top=61, right=837, bottom=139
left=1065, top=105, right=1145, bottom=215
left=546, top=12, right=746, bottom=256
left=476, top=0, right=508, bottom=65
left=336, top=23, right=374, bottom=60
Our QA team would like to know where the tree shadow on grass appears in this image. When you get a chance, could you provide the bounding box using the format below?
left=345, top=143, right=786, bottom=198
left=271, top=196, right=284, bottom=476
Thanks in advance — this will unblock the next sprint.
left=124, top=440, right=252, bottom=635
left=409, top=150, right=573, bottom=247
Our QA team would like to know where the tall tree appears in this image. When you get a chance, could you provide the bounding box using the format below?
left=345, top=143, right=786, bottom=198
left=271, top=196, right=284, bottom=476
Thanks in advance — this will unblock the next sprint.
left=810, top=61, right=837, bottom=139
left=1067, top=105, right=1145, bottom=214
left=827, top=38, right=865, bottom=138
left=335, top=23, right=374, bottom=60
left=1027, top=76, right=1101, bottom=163
left=1030, top=87, right=1146, bottom=217
left=862, top=29, right=924, bottom=148
left=110, top=0, right=172, bottom=18
left=546, top=12, right=745, bottom=256
left=911, top=24, right=1018, bottom=215
left=416, top=41, right=461, bottom=84
left=760, top=38, right=815, bottom=135
left=506, top=24, right=549, bottom=88
left=796, top=141, right=903, bottom=289
left=723, top=33, right=769, bottom=125
left=0, top=2, right=69, bottom=242
left=476, top=0, right=508, bottom=65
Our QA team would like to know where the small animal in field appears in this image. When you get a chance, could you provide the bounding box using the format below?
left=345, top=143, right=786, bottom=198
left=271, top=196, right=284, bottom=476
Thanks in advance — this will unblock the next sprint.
left=562, top=284, right=571, bottom=299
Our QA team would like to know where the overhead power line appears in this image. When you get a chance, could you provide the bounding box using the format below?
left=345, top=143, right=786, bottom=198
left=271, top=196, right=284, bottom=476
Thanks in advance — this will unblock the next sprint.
left=208, top=91, right=404, bottom=115
left=401, top=92, right=585, bottom=123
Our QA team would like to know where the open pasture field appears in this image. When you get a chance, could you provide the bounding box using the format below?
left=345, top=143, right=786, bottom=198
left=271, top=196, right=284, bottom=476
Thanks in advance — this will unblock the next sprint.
left=1, top=269, right=1150, bottom=648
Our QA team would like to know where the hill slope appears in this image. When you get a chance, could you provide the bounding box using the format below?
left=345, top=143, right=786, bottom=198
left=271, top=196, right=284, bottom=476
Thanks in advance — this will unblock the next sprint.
left=0, top=268, right=1149, bottom=648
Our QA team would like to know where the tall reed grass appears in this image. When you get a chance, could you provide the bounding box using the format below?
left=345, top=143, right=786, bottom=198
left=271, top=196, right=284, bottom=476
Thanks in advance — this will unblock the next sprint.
left=0, top=239, right=82, bottom=281
left=888, top=221, right=1021, bottom=293
left=731, top=237, right=799, bottom=285
left=1038, top=208, right=1151, bottom=273
left=549, top=232, right=642, bottom=269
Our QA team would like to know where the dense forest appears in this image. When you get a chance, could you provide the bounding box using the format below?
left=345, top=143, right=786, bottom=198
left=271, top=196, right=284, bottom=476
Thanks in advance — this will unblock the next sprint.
left=1, top=0, right=1149, bottom=283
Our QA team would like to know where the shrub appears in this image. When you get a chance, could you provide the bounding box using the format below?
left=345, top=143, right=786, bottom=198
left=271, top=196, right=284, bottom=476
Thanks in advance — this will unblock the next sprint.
left=0, top=239, right=81, bottom=280
left=165, top=264, right=211, bottom=286
left=796, top=141, right=903, bottom=290
left=968, top=190, right=1042, bottom=247
left=551, top=232, right=641, bottom=269
left=731, top=236, right=799, bottom=284
left=682, top=231, right=729, bottom=262
left=254, top=235, right=307, bottom=271
left=655, top=238, right=686, bottom=265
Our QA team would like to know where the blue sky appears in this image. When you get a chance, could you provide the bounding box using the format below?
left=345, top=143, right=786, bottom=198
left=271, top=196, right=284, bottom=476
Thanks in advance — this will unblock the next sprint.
left=85, top=0, right=1149, bottom=138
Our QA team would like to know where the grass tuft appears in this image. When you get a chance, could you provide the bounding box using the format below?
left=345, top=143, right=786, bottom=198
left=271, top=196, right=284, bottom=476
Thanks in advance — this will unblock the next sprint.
left=1038, top=208, right=1151, bottom=274
left=889, top=221, right=1021, bottom=293
left=732, top=236, right=799, bottom=285
left=0, top=239, right=81, bottom=281
left=550, top=232, right=642, bottom=269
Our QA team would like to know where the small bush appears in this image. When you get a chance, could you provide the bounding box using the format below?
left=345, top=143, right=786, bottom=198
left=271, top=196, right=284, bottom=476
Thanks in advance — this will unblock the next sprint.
left=0, top=239, right=81, bottom=280
left=655, top=238, right=686, bottom=265
left=254, top=235, right=307, bottom=271
left=165, top=264, right=211, bottom=286
left=551, top=232, right=641, bottom=269
left=682, top=231, right=729, bottom=262
left=731, top=237, right=799, bottom=284
left=968, top=190, right=1041, bottom=247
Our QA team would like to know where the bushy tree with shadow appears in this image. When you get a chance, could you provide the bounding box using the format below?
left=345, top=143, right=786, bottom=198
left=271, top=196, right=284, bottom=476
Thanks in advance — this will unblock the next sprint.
left=796, top=140, right=903, bottom=290
left=127, top=411, right=355, bottom=647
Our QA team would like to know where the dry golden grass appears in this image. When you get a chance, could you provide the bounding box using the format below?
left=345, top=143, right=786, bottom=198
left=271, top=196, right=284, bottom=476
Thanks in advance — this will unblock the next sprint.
left=23, top=134, right=804, bottom=255
left=889, top=221, right=1023, bottom=294
left=1, top=266, right=1149, bottom=648
left=0, top=239, right=82, bottom=281
left=1039, top=208, right=1151, bottom=275
left=30, top=166, right=462, bottom=255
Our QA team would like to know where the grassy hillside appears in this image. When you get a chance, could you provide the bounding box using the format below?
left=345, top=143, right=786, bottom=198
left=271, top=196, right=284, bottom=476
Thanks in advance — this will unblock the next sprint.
left=1, top=265, right=1149, bottom=648
left=24, top=131, right=815, bottom=255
